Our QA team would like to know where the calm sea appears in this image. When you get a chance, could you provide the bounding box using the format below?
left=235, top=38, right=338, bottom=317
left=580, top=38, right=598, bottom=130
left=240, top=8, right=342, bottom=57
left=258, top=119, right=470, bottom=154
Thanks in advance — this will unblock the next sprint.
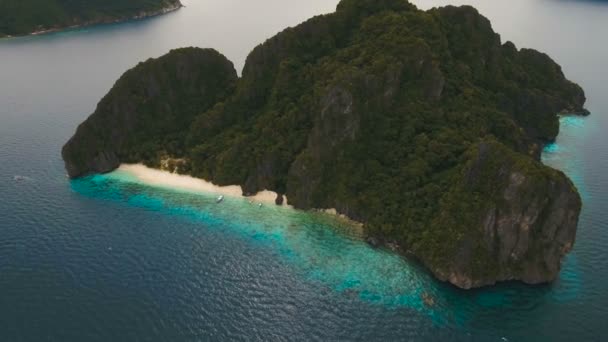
left=0, top=0, right=606, bottom=340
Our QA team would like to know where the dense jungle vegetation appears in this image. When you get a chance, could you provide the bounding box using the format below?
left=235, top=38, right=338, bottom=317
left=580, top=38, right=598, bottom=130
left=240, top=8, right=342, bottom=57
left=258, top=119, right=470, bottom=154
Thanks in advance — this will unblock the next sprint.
left=63, top=0, right=586, bottom=287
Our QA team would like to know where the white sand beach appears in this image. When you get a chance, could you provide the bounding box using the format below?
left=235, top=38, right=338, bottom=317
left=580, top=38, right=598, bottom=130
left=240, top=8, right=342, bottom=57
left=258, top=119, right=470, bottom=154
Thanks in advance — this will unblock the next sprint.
left=117, top=164, right=290, bottom=206
left=116, top=164, right=363, bottom=228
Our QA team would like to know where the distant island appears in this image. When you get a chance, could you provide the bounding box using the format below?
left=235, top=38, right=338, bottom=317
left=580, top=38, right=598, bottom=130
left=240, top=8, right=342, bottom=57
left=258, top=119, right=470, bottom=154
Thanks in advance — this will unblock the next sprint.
left=62, top=0, right=588, bottom=289
left=0, top=0, right=182, bottom=38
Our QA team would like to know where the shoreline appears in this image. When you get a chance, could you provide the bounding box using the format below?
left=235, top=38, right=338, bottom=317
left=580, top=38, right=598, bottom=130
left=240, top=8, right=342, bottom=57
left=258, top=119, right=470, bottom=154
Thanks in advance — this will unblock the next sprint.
left=1, top=3, right=182, bottom=40
left=114, top=164, right=364, bottom=228
left=117, top=164, right=289, bottom=207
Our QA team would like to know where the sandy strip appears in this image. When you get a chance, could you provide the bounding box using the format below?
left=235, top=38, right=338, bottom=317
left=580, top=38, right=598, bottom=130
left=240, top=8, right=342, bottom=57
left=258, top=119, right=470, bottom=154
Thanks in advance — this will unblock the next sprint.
left=116, top=164, right=363, bottom=228
left=117, top=164, right=289, bottom=206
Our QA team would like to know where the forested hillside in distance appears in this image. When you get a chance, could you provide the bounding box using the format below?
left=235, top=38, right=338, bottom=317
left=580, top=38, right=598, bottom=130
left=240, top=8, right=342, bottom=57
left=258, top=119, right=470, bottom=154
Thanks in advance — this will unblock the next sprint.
left=0, top=0, right=181, bottom=37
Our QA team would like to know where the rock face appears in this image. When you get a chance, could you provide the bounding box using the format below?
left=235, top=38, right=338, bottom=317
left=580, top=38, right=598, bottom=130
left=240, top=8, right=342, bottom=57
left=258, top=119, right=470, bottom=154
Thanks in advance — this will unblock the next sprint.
left=62, top=0, right=586, bottom=288
left=426, top=141, right=581, bottom=288
left=62, top=47, right=237, bottom=178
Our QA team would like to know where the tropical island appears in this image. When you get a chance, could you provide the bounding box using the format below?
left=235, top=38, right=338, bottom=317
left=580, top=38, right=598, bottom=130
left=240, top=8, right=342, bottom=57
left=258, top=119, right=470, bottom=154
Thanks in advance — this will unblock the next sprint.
left=62, top=0, right=588, bottom=289
left=0, top=0, right=182, bottom=38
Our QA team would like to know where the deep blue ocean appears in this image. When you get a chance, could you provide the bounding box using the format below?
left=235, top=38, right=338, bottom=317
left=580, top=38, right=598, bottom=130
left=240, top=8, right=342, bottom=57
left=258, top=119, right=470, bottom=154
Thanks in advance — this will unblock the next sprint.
left=1, top=0, right=606, bottom=340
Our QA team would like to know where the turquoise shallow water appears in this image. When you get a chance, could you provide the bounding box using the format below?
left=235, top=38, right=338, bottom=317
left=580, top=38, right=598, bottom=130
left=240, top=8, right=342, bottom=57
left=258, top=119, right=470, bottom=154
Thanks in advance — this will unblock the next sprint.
left=1, top=0, right=607, bottom=340
left=74, top=172, right=438, bottom=311
left=64, top=121, right=592, bottom=337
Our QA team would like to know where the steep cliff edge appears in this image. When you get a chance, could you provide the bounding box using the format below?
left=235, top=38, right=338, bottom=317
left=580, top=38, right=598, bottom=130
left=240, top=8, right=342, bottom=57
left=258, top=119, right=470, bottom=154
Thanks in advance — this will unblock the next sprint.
left=422, top=140, right=581, bottom=288
left=62, top=0, right=586, bottom=288
left=62, top=48, right=237, bottom=178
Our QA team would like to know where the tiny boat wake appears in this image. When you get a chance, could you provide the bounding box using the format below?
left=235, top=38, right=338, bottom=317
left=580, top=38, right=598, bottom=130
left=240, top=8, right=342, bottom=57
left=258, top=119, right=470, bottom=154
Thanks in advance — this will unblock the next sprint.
left=13, top=175, right=33, bottom=182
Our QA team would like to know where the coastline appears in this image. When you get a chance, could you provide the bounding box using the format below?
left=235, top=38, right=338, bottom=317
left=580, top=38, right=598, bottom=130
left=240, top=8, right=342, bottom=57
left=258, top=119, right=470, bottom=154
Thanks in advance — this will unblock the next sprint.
left=1, top=3, right=182, bottom=39
left=114, top=164, right=365, bottom=229
left=117, top=164, right=289, bottom=207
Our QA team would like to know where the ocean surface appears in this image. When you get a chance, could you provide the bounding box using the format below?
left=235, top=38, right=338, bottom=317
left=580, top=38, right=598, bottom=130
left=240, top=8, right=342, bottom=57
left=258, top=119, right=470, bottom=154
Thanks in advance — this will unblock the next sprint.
left=0, top=0, right=606, bottom=340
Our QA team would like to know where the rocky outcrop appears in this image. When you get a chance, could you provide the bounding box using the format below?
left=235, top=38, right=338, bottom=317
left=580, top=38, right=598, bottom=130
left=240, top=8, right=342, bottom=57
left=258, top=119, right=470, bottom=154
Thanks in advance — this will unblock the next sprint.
left=63, top=0, right=586, bottom=289
left=424, top=141, right=581, bottom=288
left=64, top=150, right=120, bottom=180
left=62, top=47, right=237, bottom=178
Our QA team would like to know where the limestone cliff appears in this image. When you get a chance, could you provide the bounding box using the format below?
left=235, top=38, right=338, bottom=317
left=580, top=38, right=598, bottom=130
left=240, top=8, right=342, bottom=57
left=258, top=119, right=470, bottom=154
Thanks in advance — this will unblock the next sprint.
left=424, top=141, right=581, bottom=288
left=62, top=48, right=237, bottom=178
left=62, top=0, right=586, bottom=288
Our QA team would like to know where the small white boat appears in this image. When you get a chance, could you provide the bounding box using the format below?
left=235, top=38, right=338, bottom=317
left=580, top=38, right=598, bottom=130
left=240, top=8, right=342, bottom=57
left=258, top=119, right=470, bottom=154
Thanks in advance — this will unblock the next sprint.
left=216, top=195, right=224, bottom=203
left=258, top=203, right=262, bottom=208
